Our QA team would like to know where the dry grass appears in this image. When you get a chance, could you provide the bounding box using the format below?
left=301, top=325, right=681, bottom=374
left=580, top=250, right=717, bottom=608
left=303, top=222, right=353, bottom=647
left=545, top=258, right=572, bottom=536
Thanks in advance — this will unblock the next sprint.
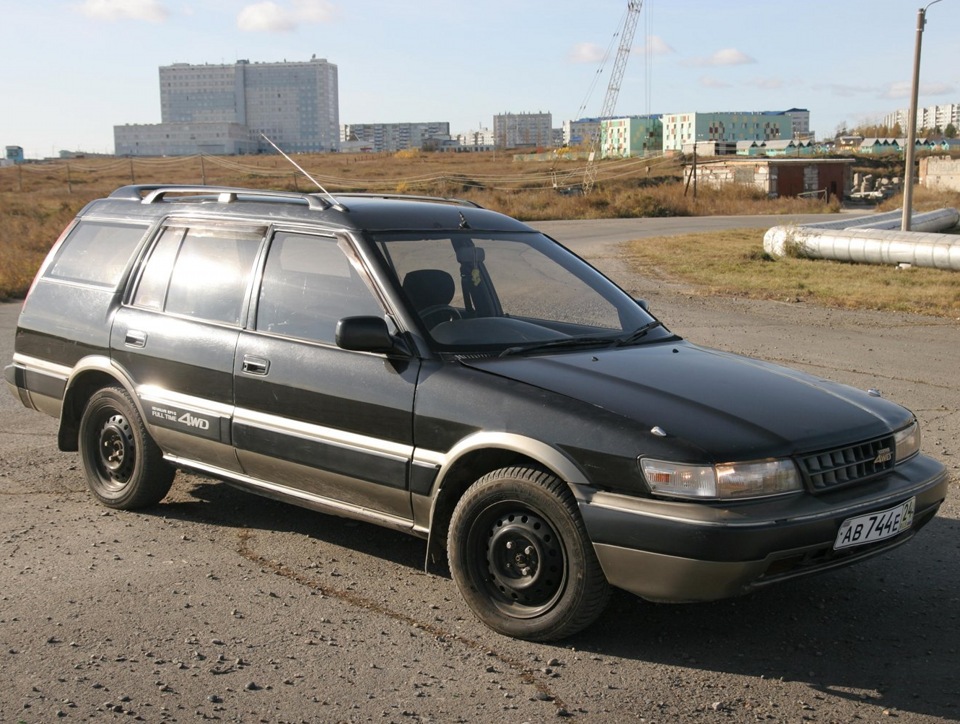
left=1, top=151, right=957, bottom=304
left=624, top=228, right=960, bottom=318
left=0, top=191, right=87, bottom=299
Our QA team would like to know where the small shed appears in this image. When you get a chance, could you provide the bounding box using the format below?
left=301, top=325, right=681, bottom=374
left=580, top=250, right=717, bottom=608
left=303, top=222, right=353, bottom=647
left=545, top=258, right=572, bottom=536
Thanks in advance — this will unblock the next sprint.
left=686, top=158, right=854, bottom=201
left=5, top=146, right=25, bottom=164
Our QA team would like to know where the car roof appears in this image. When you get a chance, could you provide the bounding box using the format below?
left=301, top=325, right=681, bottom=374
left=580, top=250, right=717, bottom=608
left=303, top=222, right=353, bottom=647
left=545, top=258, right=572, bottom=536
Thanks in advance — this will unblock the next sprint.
left=80, top=184, right=534, bottom=234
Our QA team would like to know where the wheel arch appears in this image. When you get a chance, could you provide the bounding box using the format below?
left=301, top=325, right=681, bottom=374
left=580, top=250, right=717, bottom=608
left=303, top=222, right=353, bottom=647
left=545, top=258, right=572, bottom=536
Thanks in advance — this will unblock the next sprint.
left=58, top=358, right=139, bottom=452
left=423, top=432, right=591, bottom=573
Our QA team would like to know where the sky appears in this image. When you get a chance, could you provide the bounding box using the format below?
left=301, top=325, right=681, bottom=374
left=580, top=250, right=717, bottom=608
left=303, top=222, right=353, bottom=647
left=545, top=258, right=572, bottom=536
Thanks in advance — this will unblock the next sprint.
left=3, top=0, right=959, bottom=159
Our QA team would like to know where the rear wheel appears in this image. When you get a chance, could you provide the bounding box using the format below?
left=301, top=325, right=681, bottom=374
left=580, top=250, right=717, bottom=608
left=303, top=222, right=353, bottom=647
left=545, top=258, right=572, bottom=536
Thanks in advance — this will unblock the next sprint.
left=447, top=466, right=610, bottom=641
left=78, top=385, right=175, bottom=509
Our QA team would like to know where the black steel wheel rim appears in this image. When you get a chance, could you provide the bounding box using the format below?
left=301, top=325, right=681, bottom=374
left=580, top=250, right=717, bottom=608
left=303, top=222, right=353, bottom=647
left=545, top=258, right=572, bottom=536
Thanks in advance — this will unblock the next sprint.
left=471, top=502, right=567, bottom=618
left=95, top=412, right=136, bottom=490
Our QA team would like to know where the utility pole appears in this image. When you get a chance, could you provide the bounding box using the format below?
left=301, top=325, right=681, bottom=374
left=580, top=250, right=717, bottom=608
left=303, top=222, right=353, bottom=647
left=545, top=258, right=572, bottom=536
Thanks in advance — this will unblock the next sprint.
left=902, top=1, right=941, bottom=231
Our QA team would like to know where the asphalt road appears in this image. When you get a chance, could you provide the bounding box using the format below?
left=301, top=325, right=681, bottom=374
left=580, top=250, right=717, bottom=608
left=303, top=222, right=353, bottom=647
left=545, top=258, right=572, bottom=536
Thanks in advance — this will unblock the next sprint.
left=2, top=216, right=958, bottom=723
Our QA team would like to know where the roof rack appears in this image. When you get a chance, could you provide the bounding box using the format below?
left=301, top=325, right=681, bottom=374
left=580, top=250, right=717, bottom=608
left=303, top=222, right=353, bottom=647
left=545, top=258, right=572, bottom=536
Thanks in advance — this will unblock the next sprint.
left=336, top=192, right=482, bottom=209
left=108, top=185, right=333, bottom=211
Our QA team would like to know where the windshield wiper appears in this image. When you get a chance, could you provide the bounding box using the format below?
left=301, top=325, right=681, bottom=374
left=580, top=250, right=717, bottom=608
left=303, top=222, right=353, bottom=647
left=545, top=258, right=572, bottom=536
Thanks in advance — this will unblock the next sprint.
left=498, top=323, right=666, bottom=357
left=614, top=321, right=664, bottom=347
left=499, top=336, right=618, bottom=358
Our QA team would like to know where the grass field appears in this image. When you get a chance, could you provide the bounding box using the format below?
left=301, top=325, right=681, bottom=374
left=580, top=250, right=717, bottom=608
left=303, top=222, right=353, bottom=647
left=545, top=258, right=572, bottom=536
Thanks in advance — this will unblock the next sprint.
left=624, top=228, right=960, bottom=318
left=1, top=150, right=958, bottom=311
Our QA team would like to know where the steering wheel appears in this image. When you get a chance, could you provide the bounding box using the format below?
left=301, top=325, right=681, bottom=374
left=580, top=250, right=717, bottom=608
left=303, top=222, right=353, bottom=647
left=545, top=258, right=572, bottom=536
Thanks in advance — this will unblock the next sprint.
left=420, top=304, right=462, bottom=329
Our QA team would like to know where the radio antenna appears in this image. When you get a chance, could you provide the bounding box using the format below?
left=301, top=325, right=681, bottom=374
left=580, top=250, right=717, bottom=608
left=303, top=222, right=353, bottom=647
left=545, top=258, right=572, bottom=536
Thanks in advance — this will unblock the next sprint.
left=259, top=132, right=347, bottom=212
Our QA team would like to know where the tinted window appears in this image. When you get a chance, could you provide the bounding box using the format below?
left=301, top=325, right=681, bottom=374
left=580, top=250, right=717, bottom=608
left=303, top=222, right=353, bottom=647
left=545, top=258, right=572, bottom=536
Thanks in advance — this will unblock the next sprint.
left=132, top=227, right=184, bottom=311
left=379, top=233, right=633, bottom=329
left=374, top=231, right=656, bottom=351
left=256, top=232, right=382, bottom=343
left=47, top=221, right=148, bottom=288
left=132, top=225, right=262, bottom=325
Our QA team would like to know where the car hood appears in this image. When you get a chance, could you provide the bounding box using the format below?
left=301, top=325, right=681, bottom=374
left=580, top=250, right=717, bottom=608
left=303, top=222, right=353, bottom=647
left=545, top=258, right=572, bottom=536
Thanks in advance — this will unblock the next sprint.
left=462, top=341, right=912, bottom=461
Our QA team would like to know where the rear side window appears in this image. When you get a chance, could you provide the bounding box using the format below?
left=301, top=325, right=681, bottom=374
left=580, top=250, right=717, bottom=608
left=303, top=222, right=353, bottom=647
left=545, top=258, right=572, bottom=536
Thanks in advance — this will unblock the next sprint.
left=132, top=225, right=263, bottom=325
left=47, top=221, right=148, bottom=288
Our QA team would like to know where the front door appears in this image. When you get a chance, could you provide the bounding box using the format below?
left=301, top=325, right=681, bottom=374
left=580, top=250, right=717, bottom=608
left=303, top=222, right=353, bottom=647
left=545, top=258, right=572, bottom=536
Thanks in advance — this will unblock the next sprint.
left=232, top=230, right=419, bottom=524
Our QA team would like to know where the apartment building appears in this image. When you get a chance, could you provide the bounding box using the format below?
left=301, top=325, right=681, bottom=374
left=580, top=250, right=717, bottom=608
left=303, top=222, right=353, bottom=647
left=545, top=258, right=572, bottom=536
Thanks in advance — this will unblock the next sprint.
left=493, top=112, right=553, bottom=149
left=599, top=116, right=662, bottom=158
left=115, top=57, right=340, bottom=156
left=661, top=111, right=791, bottom=152
left=884, top=103, right=960, bottom=133
left=341, top=122, right=451, bottom=153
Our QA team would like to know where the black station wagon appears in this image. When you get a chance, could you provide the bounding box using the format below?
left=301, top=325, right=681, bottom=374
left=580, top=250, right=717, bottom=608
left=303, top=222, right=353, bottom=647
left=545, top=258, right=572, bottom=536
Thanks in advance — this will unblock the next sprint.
left=5, top=184, right=948, bottom=640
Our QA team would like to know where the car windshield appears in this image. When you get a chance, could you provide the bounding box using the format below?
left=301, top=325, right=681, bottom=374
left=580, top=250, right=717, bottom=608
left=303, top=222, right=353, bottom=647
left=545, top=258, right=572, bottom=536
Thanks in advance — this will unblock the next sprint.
left=371, top=230, right=666, bottom=354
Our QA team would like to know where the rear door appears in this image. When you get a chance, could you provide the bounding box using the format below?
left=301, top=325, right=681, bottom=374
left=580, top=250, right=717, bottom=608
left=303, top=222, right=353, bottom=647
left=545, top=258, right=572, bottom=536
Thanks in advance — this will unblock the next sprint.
left=232, top=230, right=419, bottom=524
left=112, top=221, right=264, bottom=472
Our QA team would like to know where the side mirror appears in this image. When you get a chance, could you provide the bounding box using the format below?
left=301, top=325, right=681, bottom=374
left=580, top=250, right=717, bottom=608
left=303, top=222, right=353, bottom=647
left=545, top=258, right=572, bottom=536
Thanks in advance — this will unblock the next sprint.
left=635, top=298, right=649, bottom=311
left=336, top=316, right=406, bottom=355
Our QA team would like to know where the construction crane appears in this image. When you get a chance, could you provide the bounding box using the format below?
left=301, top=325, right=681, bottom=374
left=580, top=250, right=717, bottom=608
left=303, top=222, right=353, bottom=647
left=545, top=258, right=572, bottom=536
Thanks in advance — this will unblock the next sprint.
left=582, top=0, right=643, bottom=194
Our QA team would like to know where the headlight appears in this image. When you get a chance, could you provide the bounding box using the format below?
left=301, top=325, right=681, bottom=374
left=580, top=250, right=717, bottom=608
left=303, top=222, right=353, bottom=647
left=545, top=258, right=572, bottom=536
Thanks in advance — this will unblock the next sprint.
left=894, top=421, right=921, bottom=462
left=640, top=458, right=802, bottom=500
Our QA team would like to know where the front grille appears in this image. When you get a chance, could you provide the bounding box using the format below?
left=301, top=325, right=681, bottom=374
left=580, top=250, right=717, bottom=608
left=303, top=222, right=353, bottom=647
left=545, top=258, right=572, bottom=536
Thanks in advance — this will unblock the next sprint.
left=798, top=435, right=895, bottom=491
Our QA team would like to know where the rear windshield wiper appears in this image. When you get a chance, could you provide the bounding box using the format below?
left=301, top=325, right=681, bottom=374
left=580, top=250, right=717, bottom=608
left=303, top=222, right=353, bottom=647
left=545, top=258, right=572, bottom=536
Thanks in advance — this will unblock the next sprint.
left=499, top=335, right=619, bottom=358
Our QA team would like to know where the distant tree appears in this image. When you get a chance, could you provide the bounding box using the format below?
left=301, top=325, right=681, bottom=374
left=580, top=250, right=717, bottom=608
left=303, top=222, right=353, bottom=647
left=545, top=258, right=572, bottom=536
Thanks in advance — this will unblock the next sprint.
left=892, top=122, right=903, bottom=137
left=853, top=123, right=895, bottom=138
left=946, top=123, right=957, bottom=138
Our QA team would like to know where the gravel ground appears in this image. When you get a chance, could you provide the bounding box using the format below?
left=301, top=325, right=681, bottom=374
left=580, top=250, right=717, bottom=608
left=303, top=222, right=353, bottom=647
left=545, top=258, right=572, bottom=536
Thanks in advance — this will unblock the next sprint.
left=1, top=218, right=958, bottom=723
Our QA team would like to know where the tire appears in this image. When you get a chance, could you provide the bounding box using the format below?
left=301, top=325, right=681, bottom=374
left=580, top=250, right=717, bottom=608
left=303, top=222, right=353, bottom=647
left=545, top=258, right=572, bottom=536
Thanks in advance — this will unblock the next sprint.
left=78, top=385, right=175, bottom=509
left=447, top=466, right=610, bottom=641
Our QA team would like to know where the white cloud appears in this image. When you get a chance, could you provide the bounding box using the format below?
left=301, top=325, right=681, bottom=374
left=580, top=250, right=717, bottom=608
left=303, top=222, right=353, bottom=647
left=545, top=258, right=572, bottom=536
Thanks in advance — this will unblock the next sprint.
left=812, top=82, right=875, bottom=98
left=686, top=48, right=756, bottom=68
left=77, top=0, right=168, bottom=22
left=751, top=76, right=784, bottom=90
left=879, top=80, right=956, bottom=99
left=293, top=0, right=335, bottom=23
left=638, top=35, right=674, bottom=56
left=710, top=48, right=755, bottom=66
left=699, top=75, right=732, bottom=89
left=238, top=2, right=295, bottom=31
left=238, top=0, right=335, bottom=32
left=569, top=42, right=606, bottom=64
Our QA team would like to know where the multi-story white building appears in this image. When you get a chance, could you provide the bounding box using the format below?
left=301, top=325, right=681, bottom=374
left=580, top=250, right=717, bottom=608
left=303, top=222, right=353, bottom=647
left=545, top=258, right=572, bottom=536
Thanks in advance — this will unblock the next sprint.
left=341, top=122, right=450, bottom=153
left=884, top=103, right=960, bottom=133
left=455, top=128, right=496, bottom=151
left=114, top=122, right=257, bottom=156
left=599, top=116, right=662, bottom=158
left=493, top=112, right=554, bottom=149
left=115, top=57, right=340, bottom=156
left=661, top=111, right=791, bottom=152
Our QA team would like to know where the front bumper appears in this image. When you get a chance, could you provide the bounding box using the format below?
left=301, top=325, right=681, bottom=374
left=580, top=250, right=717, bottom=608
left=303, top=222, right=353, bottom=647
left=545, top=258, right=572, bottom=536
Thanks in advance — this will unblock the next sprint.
left=576, top=453, right=949, bottom=602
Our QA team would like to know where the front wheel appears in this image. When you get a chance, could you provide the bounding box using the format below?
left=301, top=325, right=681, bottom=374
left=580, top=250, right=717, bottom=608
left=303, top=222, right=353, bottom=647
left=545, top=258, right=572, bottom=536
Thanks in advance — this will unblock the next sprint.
left=78, top=385, right=175, bottom=509
left=447, top=466, right=610, bottom=641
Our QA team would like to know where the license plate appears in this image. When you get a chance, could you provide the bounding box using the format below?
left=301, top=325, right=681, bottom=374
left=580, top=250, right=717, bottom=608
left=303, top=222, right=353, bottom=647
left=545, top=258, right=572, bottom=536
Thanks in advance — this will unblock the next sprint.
left=834, top=498, right=915, bottom=550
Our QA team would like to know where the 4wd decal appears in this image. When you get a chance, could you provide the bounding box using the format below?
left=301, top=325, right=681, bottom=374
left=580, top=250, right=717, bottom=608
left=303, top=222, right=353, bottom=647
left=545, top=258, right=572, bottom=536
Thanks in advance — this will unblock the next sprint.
left=148, top=404, right=221, bottom=441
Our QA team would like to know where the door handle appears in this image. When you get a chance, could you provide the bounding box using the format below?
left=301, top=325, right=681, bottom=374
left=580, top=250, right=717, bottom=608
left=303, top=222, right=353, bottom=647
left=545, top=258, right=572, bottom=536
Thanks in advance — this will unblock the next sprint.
left=124, top=330, right=147, bottom=348
left=241, top=355, right=270, bottom=375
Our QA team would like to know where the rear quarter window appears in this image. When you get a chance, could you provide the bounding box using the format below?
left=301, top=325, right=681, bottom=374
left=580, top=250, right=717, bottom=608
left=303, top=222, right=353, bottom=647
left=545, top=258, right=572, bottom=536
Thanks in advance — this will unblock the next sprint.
left=131, top=224, right=263, bottom=326
left=46, top=220, right=149, bottom=288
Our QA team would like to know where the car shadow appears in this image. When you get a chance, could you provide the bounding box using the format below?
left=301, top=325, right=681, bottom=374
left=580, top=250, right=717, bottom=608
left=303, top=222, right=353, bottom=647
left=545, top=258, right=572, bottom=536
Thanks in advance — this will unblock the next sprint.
left=146, top=472, right=428, bottom=571
left=566, top=514, right=960, bottom=720
left=145, top=472, right=958, bottom=720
